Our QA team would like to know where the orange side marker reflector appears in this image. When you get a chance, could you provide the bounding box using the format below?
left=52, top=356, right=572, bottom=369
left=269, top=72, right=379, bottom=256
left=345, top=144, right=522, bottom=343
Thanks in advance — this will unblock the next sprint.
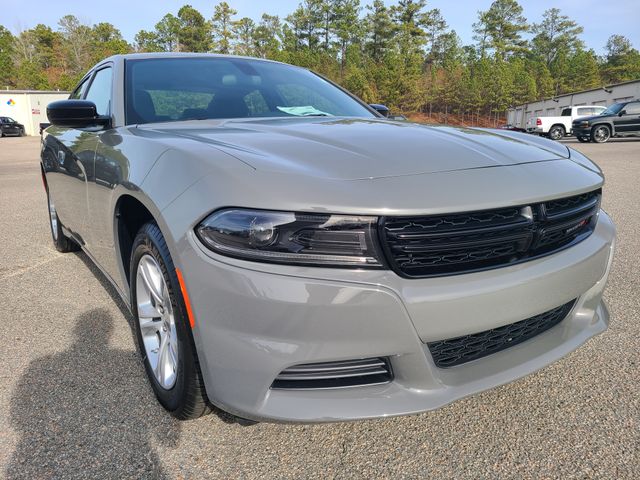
left=176, top=267, right=195, bottom=329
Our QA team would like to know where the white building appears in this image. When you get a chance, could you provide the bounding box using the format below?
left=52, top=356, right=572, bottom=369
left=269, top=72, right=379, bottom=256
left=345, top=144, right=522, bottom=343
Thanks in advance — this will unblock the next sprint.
left=0, top=90, right=70, bottom=136
left=506, top=79, right=640, bottom=129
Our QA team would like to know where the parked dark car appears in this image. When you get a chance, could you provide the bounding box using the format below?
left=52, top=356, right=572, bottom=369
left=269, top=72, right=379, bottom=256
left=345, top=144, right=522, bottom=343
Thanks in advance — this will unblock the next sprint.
left=572, top=99, right=640, bottom=143
left=0, top=117, right=25, bottom=137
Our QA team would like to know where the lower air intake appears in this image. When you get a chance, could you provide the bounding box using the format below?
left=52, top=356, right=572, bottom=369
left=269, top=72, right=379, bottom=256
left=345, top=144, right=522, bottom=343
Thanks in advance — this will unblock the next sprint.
left=271, top=357, right=393, bottom=390
left=427, top=300, right=576, bottom=368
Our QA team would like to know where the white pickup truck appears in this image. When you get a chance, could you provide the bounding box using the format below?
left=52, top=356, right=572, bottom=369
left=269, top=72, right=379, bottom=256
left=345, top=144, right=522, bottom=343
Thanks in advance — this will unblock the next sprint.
left=526, top=105, right=606, bottom=140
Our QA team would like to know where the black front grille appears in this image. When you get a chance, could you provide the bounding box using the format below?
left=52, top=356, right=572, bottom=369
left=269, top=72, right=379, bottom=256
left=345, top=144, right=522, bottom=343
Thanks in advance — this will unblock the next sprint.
left=381, top=190, right=600, bottom=278
left=427, top=300, right=576, bottom=368
left=271, top=357, right=392, bottom=390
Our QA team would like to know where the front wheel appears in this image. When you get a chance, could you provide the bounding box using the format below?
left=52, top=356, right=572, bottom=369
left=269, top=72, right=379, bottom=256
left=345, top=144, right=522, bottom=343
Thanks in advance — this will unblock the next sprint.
left=548, top=125, right=565, bottom=141
left=591, top=125, right=611, bottom=143
left=577, top=136, right=590, bottom=143
left=130, top=222, right=210, bottom=420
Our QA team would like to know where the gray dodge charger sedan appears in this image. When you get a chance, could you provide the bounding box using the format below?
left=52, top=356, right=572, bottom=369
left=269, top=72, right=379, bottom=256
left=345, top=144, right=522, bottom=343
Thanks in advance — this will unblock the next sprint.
left=41, top=53, right=615, bottom=422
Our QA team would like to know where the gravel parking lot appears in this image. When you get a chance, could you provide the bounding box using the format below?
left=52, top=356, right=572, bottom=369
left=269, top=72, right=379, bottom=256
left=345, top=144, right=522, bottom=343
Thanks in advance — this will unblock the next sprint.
left=0, top=135, right=638, bottom=479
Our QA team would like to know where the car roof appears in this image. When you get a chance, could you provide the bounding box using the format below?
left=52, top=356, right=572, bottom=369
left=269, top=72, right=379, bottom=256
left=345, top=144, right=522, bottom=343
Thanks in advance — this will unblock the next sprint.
left=98, top=52, right=289, bottom=68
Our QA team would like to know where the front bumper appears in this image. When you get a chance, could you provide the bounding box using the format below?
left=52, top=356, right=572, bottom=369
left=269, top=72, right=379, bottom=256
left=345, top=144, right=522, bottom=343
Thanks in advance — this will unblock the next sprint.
left=180, top=211, right=615, bottom=422
left=573, top=127, right=591, bottom=137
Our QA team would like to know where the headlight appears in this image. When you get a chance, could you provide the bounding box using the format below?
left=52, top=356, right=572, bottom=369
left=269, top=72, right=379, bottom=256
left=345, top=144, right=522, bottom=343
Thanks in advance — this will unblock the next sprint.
left=196, top=208, right=384, bottom=267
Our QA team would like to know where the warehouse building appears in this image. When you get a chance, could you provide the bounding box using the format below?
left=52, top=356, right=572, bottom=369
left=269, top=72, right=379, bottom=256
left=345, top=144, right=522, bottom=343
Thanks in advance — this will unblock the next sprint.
left=506, top=79, right=640, bottom=129
left=0, top=90, right=69, bottom=136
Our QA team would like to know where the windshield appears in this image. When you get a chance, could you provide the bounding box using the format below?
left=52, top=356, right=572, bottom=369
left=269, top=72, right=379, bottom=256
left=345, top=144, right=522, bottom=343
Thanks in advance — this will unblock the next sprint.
left=600, top=103, right=624, bottom=115
left=125, top=57, right=375, bottom=125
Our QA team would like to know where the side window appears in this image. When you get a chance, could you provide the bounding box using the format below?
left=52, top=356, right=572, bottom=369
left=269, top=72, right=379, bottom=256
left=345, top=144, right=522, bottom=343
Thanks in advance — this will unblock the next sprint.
left=577, top=107, right=596, bottom=116
left=69, top=77, right=90, bottom=100
left=561, top=108, right=571, bottom=116
left=84, top=67, right=113, bottom=116
left=624, top=102, right=640, bottom=115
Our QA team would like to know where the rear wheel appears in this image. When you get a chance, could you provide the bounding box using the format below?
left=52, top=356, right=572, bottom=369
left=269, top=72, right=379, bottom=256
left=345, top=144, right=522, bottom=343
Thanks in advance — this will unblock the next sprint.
left=130, top=222, right=210, bottom=420
left=577, top=136, right=590, bottom=143
left=46, top=190, right=79, bottom=253
left=591, top=125, right=611, bottom=143
left=548, top=125, right=565, bottom=141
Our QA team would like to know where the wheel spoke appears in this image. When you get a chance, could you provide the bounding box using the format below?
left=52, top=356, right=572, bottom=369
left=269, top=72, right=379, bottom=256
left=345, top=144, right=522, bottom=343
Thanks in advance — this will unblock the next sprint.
left=136, top=253, right=179, bottom=390
left=139, top=317, right=160, bottom=334
left=140, top=259, right=164, bottom=308
left=155, top=333, right=169, bottom=382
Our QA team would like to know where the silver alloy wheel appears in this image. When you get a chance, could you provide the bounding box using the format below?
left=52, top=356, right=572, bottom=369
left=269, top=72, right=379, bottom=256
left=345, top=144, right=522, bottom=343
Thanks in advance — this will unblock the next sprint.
left=593, top=126, right=610, bottom=143
left=48, top=197, right=59, bottom=241
left=136, top=254, right=179, bottom=390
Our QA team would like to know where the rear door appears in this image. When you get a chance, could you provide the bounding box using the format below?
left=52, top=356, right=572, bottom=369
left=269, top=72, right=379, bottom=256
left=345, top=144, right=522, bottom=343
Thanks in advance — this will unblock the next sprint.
left=614, top=102, right=640, bottom=133
left=42, top=74, right=98, bottom=242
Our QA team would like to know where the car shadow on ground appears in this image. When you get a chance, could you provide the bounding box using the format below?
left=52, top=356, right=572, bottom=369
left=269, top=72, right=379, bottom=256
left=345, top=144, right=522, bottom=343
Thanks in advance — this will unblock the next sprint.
left=5, top=308, right=180, bottom=479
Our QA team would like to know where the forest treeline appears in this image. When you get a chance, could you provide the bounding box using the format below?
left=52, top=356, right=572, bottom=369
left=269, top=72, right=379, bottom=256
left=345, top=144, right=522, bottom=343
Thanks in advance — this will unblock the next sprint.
left=1, top=0, right=639, bottom=119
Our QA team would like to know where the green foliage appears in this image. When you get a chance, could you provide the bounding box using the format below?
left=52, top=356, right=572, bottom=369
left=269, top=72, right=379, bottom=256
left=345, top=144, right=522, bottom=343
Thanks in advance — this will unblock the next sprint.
left=212, top=2, right=238, bottom=54
left=473, top=0, right=528, bottom=59
left=0, top=1, right=638, bottom=120
left=0, top=25, right=16, bottom=87
left=530, top=8, right=583, bottom=68
left=602, top=34, right=640, bottom=83
left=178, top=5, right=212, bottom=52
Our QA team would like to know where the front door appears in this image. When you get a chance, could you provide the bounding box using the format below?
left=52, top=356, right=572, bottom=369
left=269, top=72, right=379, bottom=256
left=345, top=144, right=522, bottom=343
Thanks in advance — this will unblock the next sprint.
left=614, top=102, right=640, bottom=133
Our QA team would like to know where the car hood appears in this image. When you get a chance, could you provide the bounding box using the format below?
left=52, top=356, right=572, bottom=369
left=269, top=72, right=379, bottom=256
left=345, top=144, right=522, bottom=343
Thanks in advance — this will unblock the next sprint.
left=573, top=114, right=613, bottom=123
left=141, top=117, right=570, bottom=180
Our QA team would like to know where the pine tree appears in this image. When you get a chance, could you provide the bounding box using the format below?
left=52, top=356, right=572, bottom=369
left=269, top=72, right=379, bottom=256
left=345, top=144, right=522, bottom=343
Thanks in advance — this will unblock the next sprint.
left=211, top=2, right=237, bottom=54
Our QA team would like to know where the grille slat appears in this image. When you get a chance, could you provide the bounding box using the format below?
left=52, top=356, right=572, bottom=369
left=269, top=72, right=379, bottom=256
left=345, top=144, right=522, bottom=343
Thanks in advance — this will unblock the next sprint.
left=427, top=300, right=576, bottom=368
left=272, top=357, right=392, bottom=390
left=277, top=368, right=389, bottom=381
left=381, top=190, right=600, bottom=278
left=281, top=358, right=386, bottom=373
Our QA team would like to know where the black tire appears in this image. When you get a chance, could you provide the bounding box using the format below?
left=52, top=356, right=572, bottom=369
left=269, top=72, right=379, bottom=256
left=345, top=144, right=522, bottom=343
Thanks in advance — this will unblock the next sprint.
left=548, top=125, right=565, bottom=141
left=130, top=222, right=210, bottom=420
left=46, top=189, right=80, bottom=253
left=577, top=136, right=590, bottom=143
left=19, top=128, right=25, bottom=137
left=591, top=125, right=611, bottom=143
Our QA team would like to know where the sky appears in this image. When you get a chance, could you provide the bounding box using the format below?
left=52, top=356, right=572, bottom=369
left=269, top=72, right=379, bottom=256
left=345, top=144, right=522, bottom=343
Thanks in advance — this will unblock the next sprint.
left=3, top=0, right=639, bottom=54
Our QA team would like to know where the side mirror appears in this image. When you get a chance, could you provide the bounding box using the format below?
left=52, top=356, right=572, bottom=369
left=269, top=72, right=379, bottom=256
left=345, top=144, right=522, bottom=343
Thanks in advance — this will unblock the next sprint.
left=618, top=110, right=626, bottom=116
left=47, top=100, right=110, bottom=129
left=369, top=103, right=390, bottom=118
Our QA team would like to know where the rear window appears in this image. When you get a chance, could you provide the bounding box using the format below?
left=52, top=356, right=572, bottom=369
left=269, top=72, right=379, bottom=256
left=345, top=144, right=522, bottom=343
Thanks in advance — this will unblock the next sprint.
left=577, top=107, right=602, bottom=116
